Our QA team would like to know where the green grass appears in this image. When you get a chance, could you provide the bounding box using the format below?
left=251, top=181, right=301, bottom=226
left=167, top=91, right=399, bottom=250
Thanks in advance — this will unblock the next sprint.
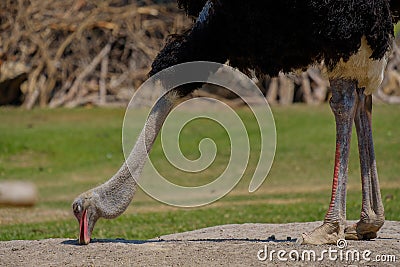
left=0, top=104, right=399, bottom=241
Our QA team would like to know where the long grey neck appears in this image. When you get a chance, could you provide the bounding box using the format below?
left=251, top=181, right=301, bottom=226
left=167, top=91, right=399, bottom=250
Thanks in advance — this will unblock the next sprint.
left=94, top=92, right=178, bottom=219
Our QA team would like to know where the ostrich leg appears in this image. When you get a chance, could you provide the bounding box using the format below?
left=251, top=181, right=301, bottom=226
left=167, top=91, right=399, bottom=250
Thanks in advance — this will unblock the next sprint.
left=302, top=79, right=357, bottom=244
left=345, top=89, right=385, bottom=240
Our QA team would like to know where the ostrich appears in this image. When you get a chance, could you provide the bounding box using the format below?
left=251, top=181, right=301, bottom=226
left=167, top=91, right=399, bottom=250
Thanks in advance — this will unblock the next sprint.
left=73, top=0, right=400, bottom=245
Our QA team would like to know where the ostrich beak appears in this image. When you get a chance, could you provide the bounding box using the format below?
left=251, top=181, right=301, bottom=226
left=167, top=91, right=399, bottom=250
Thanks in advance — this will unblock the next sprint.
left=79, top=209, right=90, bottom=245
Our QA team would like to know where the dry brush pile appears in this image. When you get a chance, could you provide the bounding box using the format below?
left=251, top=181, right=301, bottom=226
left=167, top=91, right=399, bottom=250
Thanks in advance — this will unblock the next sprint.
left=0, top=0, right=191, bottom=108
left=0, top=0, right=399, bottom=108
left=376, top=42, right=400, bottom=104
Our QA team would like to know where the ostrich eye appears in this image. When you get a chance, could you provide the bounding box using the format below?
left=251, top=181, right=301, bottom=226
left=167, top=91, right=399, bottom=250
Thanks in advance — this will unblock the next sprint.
left=73, top=203, right=82, bottom=214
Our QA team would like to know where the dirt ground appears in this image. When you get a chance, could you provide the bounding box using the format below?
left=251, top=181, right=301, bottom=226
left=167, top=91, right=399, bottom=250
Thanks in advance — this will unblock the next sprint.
left=0, top=221, right=399, bottom=266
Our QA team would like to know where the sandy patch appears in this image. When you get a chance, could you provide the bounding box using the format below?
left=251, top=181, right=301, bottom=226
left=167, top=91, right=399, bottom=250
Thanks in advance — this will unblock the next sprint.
left=1, top=221, right=399, bottom=266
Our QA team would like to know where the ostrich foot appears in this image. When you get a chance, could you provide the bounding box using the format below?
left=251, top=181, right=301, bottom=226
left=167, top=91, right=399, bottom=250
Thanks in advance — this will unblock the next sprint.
left=301, top=222, right=344, bottom=245
left=345, top=217, right=384, bottom=240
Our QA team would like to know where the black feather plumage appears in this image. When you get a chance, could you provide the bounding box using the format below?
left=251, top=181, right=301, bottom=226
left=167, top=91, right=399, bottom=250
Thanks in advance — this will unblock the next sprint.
left=151, top=0, right=397, bottom=94
left=177, top=0, right=208, bottom=16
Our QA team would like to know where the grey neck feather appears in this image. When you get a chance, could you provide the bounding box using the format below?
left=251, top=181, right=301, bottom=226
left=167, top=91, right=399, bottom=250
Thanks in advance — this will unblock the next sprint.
left=93, top=92, right=178, bottom=219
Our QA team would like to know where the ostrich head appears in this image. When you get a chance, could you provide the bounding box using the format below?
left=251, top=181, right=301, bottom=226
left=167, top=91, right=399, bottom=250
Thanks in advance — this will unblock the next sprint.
left=71, top=168, right=137, bottom=245
left=72, top=190, right=101, bottom=245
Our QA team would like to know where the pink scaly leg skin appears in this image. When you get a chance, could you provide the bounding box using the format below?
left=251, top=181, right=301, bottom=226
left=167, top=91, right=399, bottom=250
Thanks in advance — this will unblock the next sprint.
left=345, top=89, right=385, bottom=240
left=302, top=79, right=357, bottom=245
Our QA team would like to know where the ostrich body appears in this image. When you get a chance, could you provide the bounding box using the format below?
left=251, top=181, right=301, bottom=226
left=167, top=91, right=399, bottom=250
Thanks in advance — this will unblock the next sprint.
left=73, top=0, right=400, bottom=245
